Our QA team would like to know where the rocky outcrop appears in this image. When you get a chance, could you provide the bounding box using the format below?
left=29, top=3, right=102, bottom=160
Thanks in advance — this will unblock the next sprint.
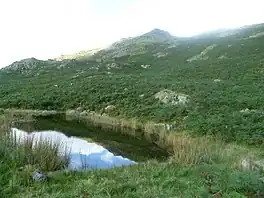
left=153, top=52, right=168, bottom=58
left=213, top=79, right=222, bottom=82
left=106, top=63, right=119, bottom=70
left=154, top=89, right=189, bottom=105
left=141, top=64, right=151, bottom=69
left=3, top=58, right=41, bottom=73
left=104, top=105, right=116, bottom=112
left=93, top=28, right=177, bottom=60
left=218, top=55, right=228, bottom=60
left=249, top=32, right=264, bottom=39
left=187, top=44, right=217, bottom=62
left=241, top=158, right=264, bottom=173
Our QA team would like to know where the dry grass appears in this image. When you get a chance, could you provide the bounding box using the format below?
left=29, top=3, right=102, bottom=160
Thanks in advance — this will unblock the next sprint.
left=66, top=109, right=264, bottom=167
left=66, top=110, right=227, bottom=165
left=165, top=134, right=224, bottom=165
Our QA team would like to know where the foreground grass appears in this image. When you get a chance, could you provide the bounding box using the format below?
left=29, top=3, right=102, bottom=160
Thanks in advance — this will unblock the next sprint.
left=2, top=161, right=264, bottom=198
left=1, top=112, right=264, bottom=197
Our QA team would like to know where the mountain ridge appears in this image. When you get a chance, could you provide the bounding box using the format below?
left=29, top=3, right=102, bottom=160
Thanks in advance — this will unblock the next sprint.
left=0, top=23, right=264, bottom=146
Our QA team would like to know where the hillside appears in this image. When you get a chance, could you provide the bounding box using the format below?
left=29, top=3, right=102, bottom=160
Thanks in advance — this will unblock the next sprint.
left=1, top=24, right=264, bottom=144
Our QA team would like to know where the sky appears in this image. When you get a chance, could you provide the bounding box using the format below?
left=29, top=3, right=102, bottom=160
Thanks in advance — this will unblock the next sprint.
left=0, top=0, right=264, bottom=68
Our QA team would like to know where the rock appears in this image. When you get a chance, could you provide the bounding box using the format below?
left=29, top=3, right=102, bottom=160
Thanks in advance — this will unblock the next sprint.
left=66, top=109, right=77, bottom=115
left=249, top=32, right=264, bottom=39
left=165, top=123, right=176, bottom=131
left=104, top=105, right=116, bottom=112
left=168, top=44, right=179, bottom=48
left=218, top=55, right=228, bottom=60
left=213, top=79, right=221, bottom=82
left=3, top=58, right=41, bottom=73
left=241, top=158, right=264, bottom=173
left=259, top=177, right=264, bottom=183
left=139, top=94, right=144, bottom=98
left=155, top=89, right=189, bottom=105
left=252, top=159, right=264, bottom=173
left=80, top=111, right=89, bottom=116
left=76, top=107, right=83, bottom=112
left=106, top=63, right=119, bottom=70
left=239, top=108, right=259, bottom=114
left=153, top=52, right=168, bottom=58
left=240, top=108, right=251, bottom=113
left=241, top=159, right=251, bottom=171
left=141, top=64, right=151, bottom=69
left=95, top=58, right=102, bottom=63
left=32, top=169, right=47, bottom=182
left=153, top=123, right=176, bottom=131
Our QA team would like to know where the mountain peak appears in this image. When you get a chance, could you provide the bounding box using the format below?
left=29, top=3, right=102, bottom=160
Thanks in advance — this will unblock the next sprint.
left=3, top=57, right=42, bottom=73
left=148, top=28, right=170, bottom=35
left=140, top=28, right=175, bottom=42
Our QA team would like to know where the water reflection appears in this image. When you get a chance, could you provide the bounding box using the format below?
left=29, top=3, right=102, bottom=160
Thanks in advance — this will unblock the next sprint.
left=11, top=128, right=136, bottom=170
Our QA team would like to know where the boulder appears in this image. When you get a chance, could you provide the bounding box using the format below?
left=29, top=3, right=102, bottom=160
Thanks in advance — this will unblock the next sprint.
left=104, top=105, right=116, bottom=112
left=153, top=52, right=168, bottom=58
left=154, top=89, right=188, bottom=105
left=76, top=107, right=83, bottom=112
left=241, top=158, right=264, bottom=173
left=141, top=64, right=151, bottom=69
left=106, top=63, right=119, bottom=70
left=32, top=169, right=47, bottom=182
left=80, top=111, right=89, bottom=116
left=213, top=79, right=221, bottom=82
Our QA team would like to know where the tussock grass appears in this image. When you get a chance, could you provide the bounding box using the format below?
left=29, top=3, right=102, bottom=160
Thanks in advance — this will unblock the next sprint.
left=3, top=133, right=70, bottom=172
left=166, top=134, right=224, bottom=165
left=0, top=113, right=69, bottom=172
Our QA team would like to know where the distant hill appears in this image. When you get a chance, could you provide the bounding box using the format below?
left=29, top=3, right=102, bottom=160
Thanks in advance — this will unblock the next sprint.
left=1, top=24, right=264, bottom=144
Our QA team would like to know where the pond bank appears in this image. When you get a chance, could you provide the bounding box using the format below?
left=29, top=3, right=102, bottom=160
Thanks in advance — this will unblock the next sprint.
left=10, top=110, right=169, bottom=162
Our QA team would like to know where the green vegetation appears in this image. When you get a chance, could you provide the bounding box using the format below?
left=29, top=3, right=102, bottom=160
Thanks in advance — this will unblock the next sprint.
left=1, top=24, right=264, bottom=145
left=1, top=24, right=264, bottom=197
left=3, top=162, right=264, bottom=197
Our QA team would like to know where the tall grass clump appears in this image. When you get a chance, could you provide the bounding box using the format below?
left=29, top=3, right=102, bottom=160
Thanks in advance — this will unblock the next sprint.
left=1, top=129, right=70, bottom=172
left=165, top=134, right=225, bottom=165
left=19, top=135, right=70, bottom=171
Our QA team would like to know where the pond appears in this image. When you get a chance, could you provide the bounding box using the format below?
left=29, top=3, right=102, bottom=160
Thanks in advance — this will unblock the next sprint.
left=12, top=115, right=169, bottom=170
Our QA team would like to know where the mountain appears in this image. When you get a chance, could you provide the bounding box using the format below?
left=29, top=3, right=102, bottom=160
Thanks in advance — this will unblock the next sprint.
left=55, top=48, right=102, bottom=61
left=53, top=28, right=178, bottom=62
left=1, top=24, right=264, bottom=145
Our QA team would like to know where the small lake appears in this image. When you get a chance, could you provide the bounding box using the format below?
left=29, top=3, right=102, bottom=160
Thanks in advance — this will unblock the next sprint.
left=12, top=115, right=169, bottom=170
